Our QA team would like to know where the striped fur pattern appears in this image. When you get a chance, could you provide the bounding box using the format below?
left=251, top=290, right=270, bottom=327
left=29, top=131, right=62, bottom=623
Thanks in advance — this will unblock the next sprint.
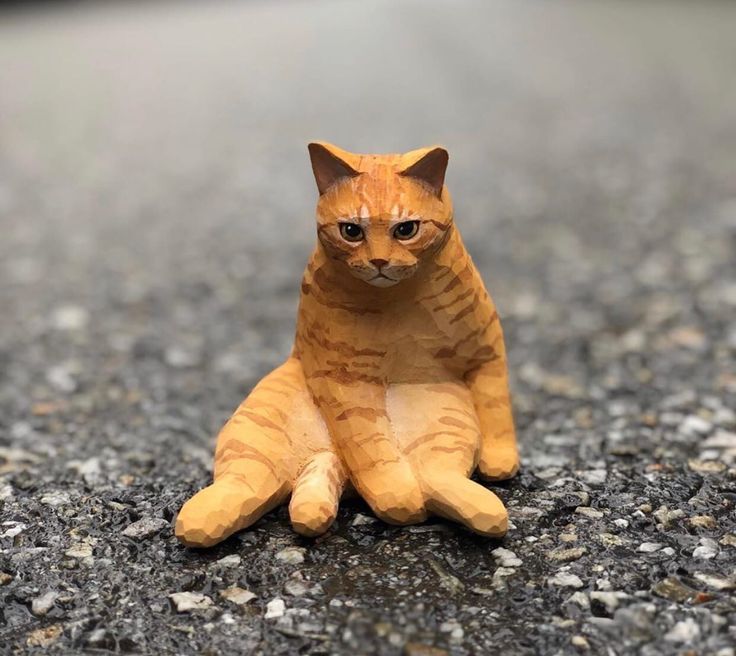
left=176, top=143, right=518, bottom=547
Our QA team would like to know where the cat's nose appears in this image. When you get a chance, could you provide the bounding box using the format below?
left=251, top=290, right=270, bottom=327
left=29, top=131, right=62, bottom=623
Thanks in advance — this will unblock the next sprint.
left=370, top=258, right=389, bottom=269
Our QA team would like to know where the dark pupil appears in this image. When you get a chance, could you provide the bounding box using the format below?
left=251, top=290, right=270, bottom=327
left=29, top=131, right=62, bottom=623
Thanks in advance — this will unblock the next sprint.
left=398, top=222, right=414, bottom=236
left=344, top=224, right=361, bottom=238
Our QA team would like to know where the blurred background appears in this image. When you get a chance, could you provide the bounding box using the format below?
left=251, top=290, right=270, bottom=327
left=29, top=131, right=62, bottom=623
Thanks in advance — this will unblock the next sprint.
left=1, top=1, right=735, bottom=654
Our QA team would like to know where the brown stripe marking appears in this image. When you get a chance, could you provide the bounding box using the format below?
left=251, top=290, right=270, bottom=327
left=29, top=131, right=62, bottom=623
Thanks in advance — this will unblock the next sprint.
left=235, top=409, right=287, bottom=434
left=430, top=445, right=469, bottom=454
left=425, top=219, right=450, bottom=231
left=216, top=445, right=281, bottom=480
left=311, top=368, right=383, bottom=386
left=403, top=430, right=464, bottom=454
left=432, top=288, right=474, bottom=313
left=354, top=431, right=389, bottom=446
left=303, top=326, right=386, bottom=358
left=439, top=415, right=475, bottom=430
left=449, top=304, right=475, bottom=325
left=335, top=406, right=387, bottom=422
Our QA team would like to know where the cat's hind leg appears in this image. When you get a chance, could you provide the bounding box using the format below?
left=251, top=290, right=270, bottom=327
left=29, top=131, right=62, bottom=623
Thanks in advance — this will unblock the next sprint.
left=466, top=355, right=519, bottom=481
left=176, top=358, right=319, bottom=547
left=391, top=381, right=508, bottom=537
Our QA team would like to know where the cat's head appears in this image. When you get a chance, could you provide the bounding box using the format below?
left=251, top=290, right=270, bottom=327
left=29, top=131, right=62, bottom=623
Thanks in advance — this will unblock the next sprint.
left=308, top=142, right=453, bottom=288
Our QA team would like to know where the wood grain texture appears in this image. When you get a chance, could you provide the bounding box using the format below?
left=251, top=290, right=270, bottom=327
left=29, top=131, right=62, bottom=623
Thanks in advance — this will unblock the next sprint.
left=175, top=143, right=518, bottom=547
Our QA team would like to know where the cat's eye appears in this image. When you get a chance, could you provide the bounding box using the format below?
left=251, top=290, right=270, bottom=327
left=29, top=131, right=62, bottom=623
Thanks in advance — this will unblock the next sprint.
left=339, top=223, right=364, bottom=242
left=393, top=221, right=419, bottom=240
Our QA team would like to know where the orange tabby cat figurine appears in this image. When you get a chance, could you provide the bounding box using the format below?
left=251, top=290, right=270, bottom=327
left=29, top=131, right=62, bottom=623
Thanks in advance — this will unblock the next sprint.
left=175, top=143, right=519, bottom=547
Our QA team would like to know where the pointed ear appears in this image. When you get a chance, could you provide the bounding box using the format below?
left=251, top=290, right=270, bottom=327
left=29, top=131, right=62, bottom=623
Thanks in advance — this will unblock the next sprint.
left=398, top=146, right=449, bottom=198
left=308, top=142, right=360, bottom=195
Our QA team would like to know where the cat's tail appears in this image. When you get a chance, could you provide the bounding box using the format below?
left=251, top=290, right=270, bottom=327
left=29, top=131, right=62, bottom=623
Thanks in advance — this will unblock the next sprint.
left=175, top=357, right=345, bottom=547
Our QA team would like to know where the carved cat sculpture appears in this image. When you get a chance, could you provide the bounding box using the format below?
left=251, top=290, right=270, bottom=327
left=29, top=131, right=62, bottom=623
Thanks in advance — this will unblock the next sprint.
left=176, top=143, right=519, bottom=547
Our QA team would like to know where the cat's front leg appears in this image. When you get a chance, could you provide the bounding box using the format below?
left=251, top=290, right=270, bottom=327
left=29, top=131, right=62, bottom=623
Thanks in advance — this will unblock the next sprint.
left=466, top=356, right=519, bottom=481
left=310, top=378, right=427, bottom=524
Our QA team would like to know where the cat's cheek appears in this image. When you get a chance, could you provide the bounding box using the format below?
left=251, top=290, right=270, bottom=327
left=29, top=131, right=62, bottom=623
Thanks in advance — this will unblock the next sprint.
left=319, top=237, right=353, bottom=262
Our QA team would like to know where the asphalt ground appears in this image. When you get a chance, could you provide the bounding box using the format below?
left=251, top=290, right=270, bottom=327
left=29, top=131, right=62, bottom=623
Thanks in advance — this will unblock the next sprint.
left=1, top=1, right=735, bottom=654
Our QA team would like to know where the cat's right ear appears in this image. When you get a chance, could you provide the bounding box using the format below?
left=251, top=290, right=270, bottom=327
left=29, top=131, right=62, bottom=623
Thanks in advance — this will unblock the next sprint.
left=308, top=142, right=360, bottom=195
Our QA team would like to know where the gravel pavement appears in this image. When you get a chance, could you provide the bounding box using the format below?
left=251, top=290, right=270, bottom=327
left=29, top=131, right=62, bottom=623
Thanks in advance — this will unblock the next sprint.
left=1, top=1, right=735, bottom=654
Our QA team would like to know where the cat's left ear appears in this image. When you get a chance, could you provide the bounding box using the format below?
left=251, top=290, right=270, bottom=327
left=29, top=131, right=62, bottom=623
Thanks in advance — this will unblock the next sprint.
left=398, top=146, right=449, bottom=198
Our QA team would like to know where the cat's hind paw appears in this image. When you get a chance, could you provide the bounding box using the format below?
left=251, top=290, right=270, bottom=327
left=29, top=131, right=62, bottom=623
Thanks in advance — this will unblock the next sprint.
left=478, top=444, right=520, bottom=482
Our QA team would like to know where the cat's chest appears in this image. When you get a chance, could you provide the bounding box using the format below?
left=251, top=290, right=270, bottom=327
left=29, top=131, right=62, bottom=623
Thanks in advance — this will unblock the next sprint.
left=379, top=304, right=472, bottom=381
left=298, top=279, right=488, bottom=381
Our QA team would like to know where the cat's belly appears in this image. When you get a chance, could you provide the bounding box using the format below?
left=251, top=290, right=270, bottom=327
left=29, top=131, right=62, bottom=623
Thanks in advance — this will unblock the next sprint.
left=386, top=380, right=481, bottom=472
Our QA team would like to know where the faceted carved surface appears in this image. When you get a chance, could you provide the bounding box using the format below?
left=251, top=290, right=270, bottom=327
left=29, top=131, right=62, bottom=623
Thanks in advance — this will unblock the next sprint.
left=176, top=144, right=518, bottom=547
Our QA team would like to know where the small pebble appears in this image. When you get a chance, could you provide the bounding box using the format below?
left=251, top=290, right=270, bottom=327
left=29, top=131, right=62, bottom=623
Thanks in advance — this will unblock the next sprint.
left=51, top=305, right=89, bottom=331
left=688, top=515, right=716, bottom=529
left=492, top=567, right=517, bottom=587
left=665, top=618, right=700, bottom=643
left=571, top=635, right=589, bottom=649
left=46, top=366, right=77, bottom=393
left=491, top=547, right=522, bottom=567
left=165, top=347, right=200, bottom=368
left=40, top=491, right=71, bottom=507
left=275, top=547, right=306, bottom=565
left=65, top=543, right=93, bottom=559
left=652, top=577, right=695, bottom=603
left=693, top=572, right=735, bottom=590
left=27, top=625, right=63, bottom=647
left=598, top=533, right=625, bottom=547
left=548, top=547, right=587, bottom=562
left=284, top=580, right=310, bottom=596
left=590, top=591, right=628, bottom=614
left=121, top=517, right=169, bottom=540
left=653, top=506, right=684, bottom=527
left=169, top=592, right=213, bottom=612
left=566, top=592, right=590, bottom=609
left=548, top=572, right=584, bottom=588
left=688, top=459, right=726, bottom=474
left=219, top=587, right=256, bottom=605
left=215, top=554, right=242, bottom=568
left=32, top=591, right=59, bottom=616
left=265, top=598, right=286, bottom=619
left=1, top=522, right=28, bottom=539
left=693, top=538, right=718, bottom=559
left=680, top=415, right=712, bottom=436
left=701, top=429, right=736, bottom=449
left=719, top=533, right=736, bottom=547
left=578, top=469, right=607, bottom=485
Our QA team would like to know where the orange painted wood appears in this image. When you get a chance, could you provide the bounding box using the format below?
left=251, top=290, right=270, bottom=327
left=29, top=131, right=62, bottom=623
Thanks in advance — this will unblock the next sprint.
left=175, top=143, right=518, bottom=547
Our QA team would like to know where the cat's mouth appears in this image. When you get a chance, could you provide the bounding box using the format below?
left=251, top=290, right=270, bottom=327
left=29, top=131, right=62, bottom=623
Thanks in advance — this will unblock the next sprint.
left=368, top=272, right=400, bottom=288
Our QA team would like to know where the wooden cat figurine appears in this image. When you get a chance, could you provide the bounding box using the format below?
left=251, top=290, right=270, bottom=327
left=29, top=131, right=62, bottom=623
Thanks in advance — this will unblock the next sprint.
left=175, top=143, right=519, bottom=547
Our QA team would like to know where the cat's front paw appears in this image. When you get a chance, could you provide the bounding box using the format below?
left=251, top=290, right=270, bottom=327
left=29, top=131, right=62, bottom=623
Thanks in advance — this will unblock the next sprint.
left=478, top=444, right=520, bottom=481
left=357, top=466, right=427, bottom=525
